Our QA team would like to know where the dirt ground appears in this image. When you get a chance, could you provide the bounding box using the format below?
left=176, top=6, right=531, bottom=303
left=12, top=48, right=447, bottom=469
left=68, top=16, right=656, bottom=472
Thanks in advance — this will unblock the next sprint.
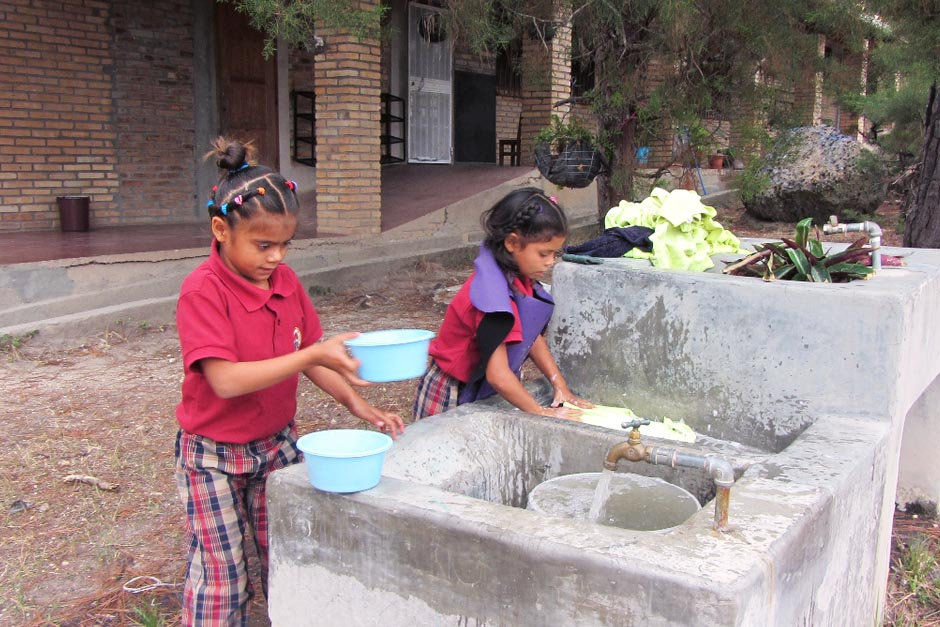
left=0, top=199, right=933, bottom=626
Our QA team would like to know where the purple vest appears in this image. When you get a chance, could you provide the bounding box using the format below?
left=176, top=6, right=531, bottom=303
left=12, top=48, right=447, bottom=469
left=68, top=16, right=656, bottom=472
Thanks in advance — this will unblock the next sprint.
left=458, top=245, right=555, bottom=404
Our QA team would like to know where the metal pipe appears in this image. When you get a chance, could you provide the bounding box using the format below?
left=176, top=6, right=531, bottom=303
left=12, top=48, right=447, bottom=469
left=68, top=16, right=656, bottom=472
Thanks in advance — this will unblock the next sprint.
left=604, top=420, right=735, bottom=531
left=647, top=446, right=735, bottom=531
left=823, top=215, right=882, bottom=270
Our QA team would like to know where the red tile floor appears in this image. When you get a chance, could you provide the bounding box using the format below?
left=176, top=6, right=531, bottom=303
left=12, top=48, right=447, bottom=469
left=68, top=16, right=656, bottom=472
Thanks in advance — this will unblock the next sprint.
left=0, top=164, right=529, bottom=266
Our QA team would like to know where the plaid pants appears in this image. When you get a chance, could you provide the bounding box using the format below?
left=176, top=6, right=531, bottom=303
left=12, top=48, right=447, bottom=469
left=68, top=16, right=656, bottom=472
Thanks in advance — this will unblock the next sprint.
left=412, top=360, right=462, bottom=420
left=175, top=423, right=300, bottom=627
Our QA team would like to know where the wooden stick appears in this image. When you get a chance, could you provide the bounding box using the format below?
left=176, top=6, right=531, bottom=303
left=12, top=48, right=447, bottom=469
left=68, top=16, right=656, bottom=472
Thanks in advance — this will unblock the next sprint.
left=63, top=474, right=119, bottom=491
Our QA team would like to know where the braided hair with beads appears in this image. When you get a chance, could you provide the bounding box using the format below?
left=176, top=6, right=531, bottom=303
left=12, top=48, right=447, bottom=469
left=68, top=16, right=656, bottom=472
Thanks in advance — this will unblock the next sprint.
left=480, top=187, right=569, bottom=276
left=204, top=137, right=299, bottom=222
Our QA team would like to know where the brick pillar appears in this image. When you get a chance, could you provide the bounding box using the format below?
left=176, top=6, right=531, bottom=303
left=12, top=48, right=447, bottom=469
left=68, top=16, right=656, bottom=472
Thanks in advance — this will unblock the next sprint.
left=314, top=2, right=381, bottom=236
left=520, top=4, right=572, bottom=167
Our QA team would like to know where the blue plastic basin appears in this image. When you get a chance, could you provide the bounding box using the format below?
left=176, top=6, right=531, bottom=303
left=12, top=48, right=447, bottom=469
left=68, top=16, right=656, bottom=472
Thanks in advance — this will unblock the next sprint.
left=343, top=329, right=435, bottom=382
left=297, top=429, right=393, bottom=493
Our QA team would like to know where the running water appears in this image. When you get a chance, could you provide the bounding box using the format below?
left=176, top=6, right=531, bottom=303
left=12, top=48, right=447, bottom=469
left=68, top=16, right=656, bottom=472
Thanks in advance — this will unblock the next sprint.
left=588, top=468, right=614, bottom=521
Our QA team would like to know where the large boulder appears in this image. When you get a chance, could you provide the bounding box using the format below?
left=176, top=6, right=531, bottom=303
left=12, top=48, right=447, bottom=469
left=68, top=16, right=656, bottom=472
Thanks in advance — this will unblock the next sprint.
left=744, top=125, right=887, bottom=223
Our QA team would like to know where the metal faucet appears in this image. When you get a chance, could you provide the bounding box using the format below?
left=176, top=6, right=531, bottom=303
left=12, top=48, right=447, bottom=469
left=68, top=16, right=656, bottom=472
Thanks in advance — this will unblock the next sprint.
left=603, top=419, right=735, bottom=531
left=823, top=215, right=882, bottom=270
left=603, top=419, right=650, bottom=468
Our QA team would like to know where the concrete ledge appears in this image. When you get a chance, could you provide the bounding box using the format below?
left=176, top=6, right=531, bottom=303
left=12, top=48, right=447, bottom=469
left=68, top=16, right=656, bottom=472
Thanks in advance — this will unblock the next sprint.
left=0, top=296, right=178, bottom=346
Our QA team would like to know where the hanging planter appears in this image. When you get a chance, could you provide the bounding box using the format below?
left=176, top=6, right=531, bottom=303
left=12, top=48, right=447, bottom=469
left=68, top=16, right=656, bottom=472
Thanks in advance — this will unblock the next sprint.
left=534, top=114, right=608, bottom=189
left=535, top=140, right=608, bottom=188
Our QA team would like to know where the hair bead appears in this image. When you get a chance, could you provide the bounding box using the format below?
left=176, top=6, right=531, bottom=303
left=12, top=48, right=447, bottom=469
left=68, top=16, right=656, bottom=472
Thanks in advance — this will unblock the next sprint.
left=206, top=137, right=300, bottom=221
left=228, top=162, right=250, bottom=176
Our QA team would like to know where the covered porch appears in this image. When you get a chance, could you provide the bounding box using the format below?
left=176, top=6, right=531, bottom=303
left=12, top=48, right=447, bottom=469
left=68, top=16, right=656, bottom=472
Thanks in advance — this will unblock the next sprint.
left=0, top=164, right=529, bottom=266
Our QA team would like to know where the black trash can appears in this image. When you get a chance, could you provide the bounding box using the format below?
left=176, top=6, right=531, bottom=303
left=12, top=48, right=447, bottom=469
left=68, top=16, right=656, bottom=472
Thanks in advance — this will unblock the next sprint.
left=56, top=195, right=90, bottom=232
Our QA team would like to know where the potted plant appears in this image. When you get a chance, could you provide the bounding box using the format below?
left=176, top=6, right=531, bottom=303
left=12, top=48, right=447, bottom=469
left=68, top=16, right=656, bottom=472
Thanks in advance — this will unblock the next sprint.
left=534, top=114, right=608, bottom=188
left=682, top=122, right=713, bottom=166
left=718, top=146, right=743, bottom=170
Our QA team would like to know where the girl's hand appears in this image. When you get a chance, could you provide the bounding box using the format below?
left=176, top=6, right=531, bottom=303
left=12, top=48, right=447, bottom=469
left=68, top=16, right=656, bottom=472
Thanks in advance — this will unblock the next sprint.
left=550, top=386, right=595, bottom=410
left=348, top=396, right=406, bottom=439
left=311, top=332, right=370, bottom=386
left=538, top=405, right=582, bottom=421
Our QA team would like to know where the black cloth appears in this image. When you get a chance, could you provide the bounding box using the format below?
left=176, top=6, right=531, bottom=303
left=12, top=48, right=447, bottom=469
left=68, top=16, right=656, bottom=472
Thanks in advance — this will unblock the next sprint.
left=565, top=226, right=655, bottom=258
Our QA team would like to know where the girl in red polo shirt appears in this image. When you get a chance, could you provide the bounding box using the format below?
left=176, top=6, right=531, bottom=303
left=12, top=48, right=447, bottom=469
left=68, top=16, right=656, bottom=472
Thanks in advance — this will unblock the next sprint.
left=413, top=187, right=593, bottom=420
left=174, top=138, right=405, bottom=626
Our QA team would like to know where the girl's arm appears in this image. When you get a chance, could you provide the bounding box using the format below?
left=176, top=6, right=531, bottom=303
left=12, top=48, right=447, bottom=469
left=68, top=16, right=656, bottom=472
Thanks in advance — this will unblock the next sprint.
left=528, top=335, right=594, bottom=409
left=484, top=343, right=580, bottom=420
left=200, top=332, right=366, bottom=399
left=304, top=365, right=405, bottom=438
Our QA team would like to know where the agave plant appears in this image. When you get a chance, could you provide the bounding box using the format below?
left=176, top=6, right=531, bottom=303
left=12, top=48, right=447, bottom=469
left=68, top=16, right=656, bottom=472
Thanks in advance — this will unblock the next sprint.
left=723, top=218, right=875, bottom=282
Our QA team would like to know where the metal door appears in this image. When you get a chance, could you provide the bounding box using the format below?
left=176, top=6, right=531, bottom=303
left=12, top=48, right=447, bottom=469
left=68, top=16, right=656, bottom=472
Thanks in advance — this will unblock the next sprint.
left=408, top=3, right=452, bottom=163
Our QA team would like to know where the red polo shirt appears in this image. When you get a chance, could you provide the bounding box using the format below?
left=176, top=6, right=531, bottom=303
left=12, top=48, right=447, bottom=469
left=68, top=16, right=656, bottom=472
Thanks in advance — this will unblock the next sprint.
left=175, top=241, right=323, bottom=443
left=428, top=273, right=531, bottom=382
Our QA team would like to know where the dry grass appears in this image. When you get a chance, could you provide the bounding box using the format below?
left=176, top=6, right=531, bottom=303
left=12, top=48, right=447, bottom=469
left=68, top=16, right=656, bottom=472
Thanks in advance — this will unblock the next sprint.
left=885, top=512, right=940, bottom=626
left=0, top=205, right=928, bottom=625
left=0, top=261, right=466, bottom=626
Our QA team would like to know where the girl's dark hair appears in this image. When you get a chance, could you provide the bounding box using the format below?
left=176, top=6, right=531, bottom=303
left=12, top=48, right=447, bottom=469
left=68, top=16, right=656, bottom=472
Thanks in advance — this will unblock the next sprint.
left=480, top=187, right=569, bottom=273
left=204, top=137, right=299, bottom=224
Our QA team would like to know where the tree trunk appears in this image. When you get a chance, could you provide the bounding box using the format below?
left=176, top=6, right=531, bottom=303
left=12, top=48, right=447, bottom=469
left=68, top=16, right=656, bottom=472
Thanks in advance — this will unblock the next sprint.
left=904, top=83, right=940, bottom=248
left=597, top=118, right=636, bottom=223
left=594, top=40, right=637, bottom=224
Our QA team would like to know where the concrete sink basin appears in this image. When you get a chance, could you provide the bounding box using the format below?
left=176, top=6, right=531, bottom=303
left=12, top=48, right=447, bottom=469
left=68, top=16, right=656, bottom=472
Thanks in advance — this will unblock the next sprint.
left=268, top=402, right=887, bottom=626
left=268, top=242, right=940, bottom=625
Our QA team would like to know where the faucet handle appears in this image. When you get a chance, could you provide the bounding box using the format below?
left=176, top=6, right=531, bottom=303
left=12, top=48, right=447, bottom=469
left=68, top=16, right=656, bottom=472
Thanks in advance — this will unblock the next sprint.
left=621, top=419, right=650, bottom=431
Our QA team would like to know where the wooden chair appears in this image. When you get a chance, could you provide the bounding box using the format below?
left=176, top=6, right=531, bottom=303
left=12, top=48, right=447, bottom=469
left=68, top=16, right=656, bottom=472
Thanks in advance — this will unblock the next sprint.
left=499, top=118, right=521, bottom=166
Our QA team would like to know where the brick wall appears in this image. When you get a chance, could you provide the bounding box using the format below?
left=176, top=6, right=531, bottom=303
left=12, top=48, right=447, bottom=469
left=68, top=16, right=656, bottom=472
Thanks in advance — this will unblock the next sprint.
left=642, top=56, right=676, bottom=168
left=835, top=46, right=864, bottom=135
left=0, top=0, right=199, bottom=232
left=0, top=0, right=118, bottom=231
left=112, top=0, right=195, bottom=225
left=313, top=0, right=381, bottom=236
left=549, top=20, right=571, bottom=118
left=454, top=46, right=492, bottom=75
left=291, top=48, right=317, bottom=92
left=519, top=34, right=551, bottom=168
left=520, top=15, right=571, bottom=169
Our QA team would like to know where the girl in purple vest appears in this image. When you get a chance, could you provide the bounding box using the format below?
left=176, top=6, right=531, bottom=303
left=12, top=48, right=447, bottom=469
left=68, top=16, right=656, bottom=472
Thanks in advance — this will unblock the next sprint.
left=413, top=187, right=593, bottom=419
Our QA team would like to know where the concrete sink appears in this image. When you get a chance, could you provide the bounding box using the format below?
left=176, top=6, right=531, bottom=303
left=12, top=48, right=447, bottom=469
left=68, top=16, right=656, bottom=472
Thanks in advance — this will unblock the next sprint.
left=268, top=241, right=940, bottom=626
